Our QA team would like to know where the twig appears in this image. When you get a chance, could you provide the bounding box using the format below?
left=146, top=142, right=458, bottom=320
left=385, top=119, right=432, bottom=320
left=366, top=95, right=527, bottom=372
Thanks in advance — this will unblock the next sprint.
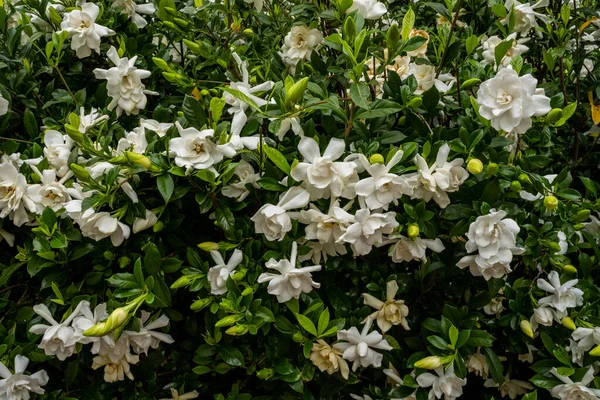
left=436, top=0, right=464, bottom=78
left=54, top=66, right=77, bottom=104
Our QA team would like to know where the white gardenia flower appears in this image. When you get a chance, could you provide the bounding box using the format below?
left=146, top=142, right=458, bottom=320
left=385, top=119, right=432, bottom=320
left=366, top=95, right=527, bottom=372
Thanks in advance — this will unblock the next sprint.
left=60, top=3, right=115, bottom=59
left=251, top=186, right=310, bottom=241
left=518, top=344, right=537, bottom=363
left=339, top=209, right=398, bottom=256
left=290, top=137, right=356, bottom=200
left=225, top=53, right=274, bottom=137
left=457, top=250, right=521, bottom=280
left=550, top=367, right=600, bottom=400
left=92, top=351, right=140, bottom=382
left=169, top=122, right=225, bottom=173
left=530, top=306, right=566, bottom=331
left=579, top=58, right=594, bottom=78
left=297, top=239, right=348, bottom=265
left=29, top=301, right=87, bottom=360
left=354, top=151, right=413, bottom=210
left=484, top=376, right=533, bottom=399
left=126, top=312, right=174, bottom=354
left=481, top=33, right=529, bottom=69
left=222, top=160, right=260, bottom=202
left=72, top=302, right=116, bottom=356
left=571, top=327, right=600, bottom=352
left=136, top=118, right=174, bottom=137
left=466, top=352, right=489, bottom=378
left=501, top=0, right=551, bottom=35
left=243, top=0, right=263, bottom=11
left=389, top=235, right=445, bottom=263
left=334, top=318, right=392, bottom=370
left=299, top=199, right=354, bottom=245
left=407, top=63, right=455, bottom=95
left=347, top=0, right=387, bottom=20
left=78, top=107, right=109, bottom=133
left=43, top=130, right=74, bottom=177
left=279, top=25, right=323, bottom=70
left=132, top=210, right=159, bottom=233
left=272, top=117, right=303, bottom=141
left=0, top=93, right=9, bottom=116
left=0, top=355, right=49, bottom=400
left=362, top=280, right=409, bottom=332
left=0, top=161, right=35, bottom=227
left=309, top=339, right=350, bottom=379
left=117, top=130, right=148, bottom=155
left=93, top=46, right=157, bottom=117
left=111, top=0, right=155, bottom=28
left=27, top=167, right=81, bottom=213
left=537, top=271, right=583, bottom=312
left=64, top=200, right=131, bottom=246
left=566, top=339, right=585, bottom=366
left=160, top=388, right=200, bottom=400
left=416, top=364, right=466, bottom=400
left=257, top=241, right=321, bottom=303
left=207, top=249, right=244, bottom=295
left=464, top=210, right=520, bottom=259
left=477, top=67, right=551, bottom=134
left=484, top=297, right=505, bottom=315
left=86, top=161, right=139, bottom=203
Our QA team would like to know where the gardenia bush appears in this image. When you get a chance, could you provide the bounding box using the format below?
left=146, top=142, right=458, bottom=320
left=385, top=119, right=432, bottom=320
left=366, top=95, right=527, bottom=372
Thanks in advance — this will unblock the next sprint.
left=1, top=0, right=600, bottom=398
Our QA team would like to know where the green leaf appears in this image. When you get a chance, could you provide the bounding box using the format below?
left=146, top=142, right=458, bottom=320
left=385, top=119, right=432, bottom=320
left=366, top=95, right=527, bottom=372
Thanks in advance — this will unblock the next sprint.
left=222, top=87, right=264, bottom=113
left=355, top=100, right=402, bottom=119
left=317, top=308, right=330, bottom=336
left=182, top=95, right=208, bottom=130
left=295, top=313, right=318, bottom=337
left=449, top=325, right=459, bottom=347
left=24, top=108, right=38, bottom=138
left=210, top=97, right=226, bottom=124
left=133, top=258, right=144, bottom=286
left=466, top=35, right=479, bottom=55
left=494, top=39, right=514, bottom=67
left=215, top=204, right=235, bottom=233
left=144, top=244, right=162, bottom=274
left=401, top=8, right=415, bottom=42
left=350, top=82, right=370, bottom=109
left=263, top=145, right=291, bottom=174
left=522, top=391, right=537, bottom=400
left=152, top=273, right=172, bottom=307
left=219, top=345, right=244, bottom=367
left=483, top=347, right=504, bottom=384
left=257, top=177, right=288, bottom=192
left=424, top=2, right=451, bottom=20
left=427, top=335, right=451, bottom=350
left=554, top=102, right=577, bottom=127
left=157, top=174, right=174, bottom=203
left=466, top=330, right=495, bottom=347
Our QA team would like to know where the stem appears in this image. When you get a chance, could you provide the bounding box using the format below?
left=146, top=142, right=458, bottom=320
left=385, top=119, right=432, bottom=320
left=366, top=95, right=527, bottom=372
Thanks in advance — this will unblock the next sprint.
left=344, top=104, right=355, bottom=141
left=54, top=66, right=77, bottom=103
left=436, top=0, right=463, bottom=78
left=572, top=0, right=581, bottom=164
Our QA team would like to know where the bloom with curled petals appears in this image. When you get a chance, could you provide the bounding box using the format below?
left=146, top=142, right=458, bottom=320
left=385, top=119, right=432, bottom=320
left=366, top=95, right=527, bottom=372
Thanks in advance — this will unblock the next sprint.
left=0, top=355, right=49, bottom=400
left=346, top=0, right=387, bottom=20
left=60, top=3, right=115, bottom=58
left=251, top=186, right=310, bottom=241
left=389, top=235, right=445, bottom=263
left=309, top=339, right=349, bottom=379
left=416, top=364, right=466, bottom=400
left=362, top=280, right=409, bottom=333
left=126, top=311, right=174, bottom=355
left=334, top=318, right=392, bottom=371
left=537, top=271, right=583, bottom=312
left=339, top=208, right=398, bottom=256
left=500, top=0, right=551, bottom=35
left=207, top=249, right=244, bottom=295
left=550, top=367, right=600, bottom=400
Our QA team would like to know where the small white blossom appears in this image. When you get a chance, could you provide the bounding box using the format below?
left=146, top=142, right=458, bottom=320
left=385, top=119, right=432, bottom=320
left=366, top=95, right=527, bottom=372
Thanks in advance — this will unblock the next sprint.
left=92, top=351, right=139, bottom=382
left=43, top=130, right=74, bottom=177
left=160, top=388, right=200, bottom=400
left=279, top=25, right=323, bottom=71
left=132, top=210, right=159, bottom=233
left=500, top=0, right=551, bottom=35
left=0, top=161, right=35, bottom=227
left=0, top=356, right=48, bottom=400
left=27, top=168, right=81, bottom=213
left=298, top=199, right=354, bottom=245
left=169, top=122, right=225, bottom=173
left=484, top=297, right=505, bottom=315
left=251, top=186, right=310, bottom=241
left=222, top=161, right=260, bottom=202
left=272, top=117, right=303, bottom=141
left=529, top=306, right=566, bottom=331
left=126, top=312, right=174, bottom=354
left=416, top=364, right=466, bottom=400
left=406, top=29, right=429, bottom=58
left=207, top=249, right=244, bottom=295
left=117, top=130, right=148, bottom=155
left=537, top=271, right=583, bottom=312
left=137, top=119, right=174, bottom=137
left=0, top=94, right=9, bottom=116
left=334, top=318, right=392, bottom=370
left=257, top=241, right=321, bottom=303
left=571, top=327, right=600, bottom=352
left=550, top=367, right=600, bottom=400
left=64, top=200, right=131, bottom=246
left=309, top=339, right=349, bottom=379
left=481, top=33, right=529, bottom=69
left=111, top=0, right=155, bottom=28
left=484, top=376, right=533, bottom=399
left=338, top=208, right=398, bottom=256
left=60, top=3, right=115, bottom=58
left=389, top=235, right=445, bottom=263
left=78, top=107, right=109, bottom=133
left=346, top=0, right=387, bottom=20
left=466, top=352, right=488, bottom=378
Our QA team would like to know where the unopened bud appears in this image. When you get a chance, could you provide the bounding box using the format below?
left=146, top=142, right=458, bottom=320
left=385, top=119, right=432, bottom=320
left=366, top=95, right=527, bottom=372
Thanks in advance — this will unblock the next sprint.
left=241, top=287, right=254, bottom=296
left=84, top=307, right=128, bottom=337
left=256, top=368, right=274, bottom=380
left=198, top=242, right=219, bottom=251
left=545, top=108, right=564, bottom=124
left=292, top=332, right=304, bottom=343
left=153, top=221, right=164, bottom=232
left=119, top=256, right=130, bottom=268
left=182, top=39, right=202, bottom=54
left=190, top=298, right=212, bottom=311
left=369, top=154, right=385, bottom=164
left=414, top=356, right=443, bottom=370
left=467, top=159, right=483, bottom=174
left=544, top=195, right=559, bottom=210
left=562, top=265, right=578, bottom=274
left=520, top=320, right=534, bottom=338
left=170, top=275, right=191, bottom=289
left=518, top=173, right=531, bottom=184
left=173, top=17, right=189, bottom=29
left=225, top=324, right=249, bottom=336
left=200, top=89, right=210, bottom=96
left=82, top=322, right=107, bottom=337
left=164, top=6, right=177, bottom=14
left=562, top=316, right=576, bottom=330
left=215, top=314, right=243, bottom=328
left=486, top=162, right=498, bottom=176
left=103, top=251, right=115, bottom=260
left=576, top=209, right=591, bottom=222
left=573, top=223, right=585, bottom=230
left=407, top=224, right=420, bottom=239
left=243, top=28, right=253, bottom=35
left=398, top=116, right=406, bottom=126
left=590, top=344, right=600, bottom=357
left=461, top=78, right=482, bottom=91
left=408, top=97, right=423, bottom=109
left=125, top=152, right=153, bottom=170
left=548, top=242, right=561, bottom=252
left=70, top=164, right=92, bottom=183
left=287, top=77, right=309, bottom=105
left=510, top=181, right=522, bottom=192
left=232, top=270, right=246, bottom=281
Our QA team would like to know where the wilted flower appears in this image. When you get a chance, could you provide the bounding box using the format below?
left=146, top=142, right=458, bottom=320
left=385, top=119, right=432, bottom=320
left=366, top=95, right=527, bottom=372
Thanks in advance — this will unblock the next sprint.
left=484, top=297, right=505, bottom=315
left=406, top=29, right=429, bottom=57
left=484, top=376, right=533, bottom=399
left=309, top=339, right=349, bottom=379
left=0, top=356, right=49, bottom=400
left=362, top=280, right=409, bottom=332
left=160, top=388, right=200, bottom=400
left=466, top=352, right=488, bottom=378
left=60, top=3, right=115, bottom=58
left=0, top=162, right=35, bottom=226
left=334, top=318, right=392, bottom=370
left=477, top=67, right=551, bottom=134
left=258, top=241, right=321, bottom=303
left=92, top=352, right=140, bottom=382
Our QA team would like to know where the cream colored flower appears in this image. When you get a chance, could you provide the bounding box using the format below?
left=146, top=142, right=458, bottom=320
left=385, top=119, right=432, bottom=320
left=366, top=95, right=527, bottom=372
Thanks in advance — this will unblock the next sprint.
left=310, top=339, right=349, bottom=379
left=362, top=281, right=409, bottom=333
left=466, top=352, right=488, bottom=378
left=407, top=29, right=429, bottom=57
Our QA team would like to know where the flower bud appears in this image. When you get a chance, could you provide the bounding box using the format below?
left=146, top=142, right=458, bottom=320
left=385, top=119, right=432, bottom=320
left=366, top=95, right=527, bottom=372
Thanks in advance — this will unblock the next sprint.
left=170, top=275, right=192, bottom=289
left=82, top=322, right=108, bottom=337
left=152, top=57, right=171, bottom=72
left=241, top=287, right=254, bottom=296
left=408, top=97, right=423, bottom=109
left=467, top=159, right=483, bottom=174
left=590, top=345, right=600, bottom=357
left=548, top=242, right=561, bottom=252
left=573, top=224, right=585, bottom=230
left=518, top=173, right=531, bottom=184
left=84, top=307, right=128, bottom=337
left=125, top=152, right=153, bottom=170
left=103, top=251, right=115, bottom=260
left=153, top=221, right=164, bottom=232
left=190, top=298, right=212, bottom=311
left=562, top=316, right=577, bottom=330
left=369, top=154, right=385, bottom=164
left=398, top=116, right=406, bottom=126
left=544, top=108, right=564, bottom=124
left=173, top=18, right=189, bottom=29
left=286, top=77, right=309, bottom=105
left=576, top=209, right=591, bottom=222
left=70, top=164, right=92, bottom=183
left=520, top=320, right=534, bottom=338
left=119, top=256, right=130, bottom=268
left=486, top=162, right=498, bottom=176
left=198, top=242, right=219, bottom=251
left=562, top=265, right=578, bottom=274
left=162, top=21, right=180, bottom=32
left=215, top=314, right=243, bottom=328
left=164, top=6, right=177, bottom=14
left=232, top=270, right=246, bottom=281
left=510, top=181, right=522, bottom=192
left=544, top=195, right=559, bottom=211
left=292, top=332, right=304, bottom=343
left=243, top=28, right=253, bottom=35
left=407, top=224, right=420, bottom=239
left=200, top=89, right=210, bottom=97
left=414, top=356, right=443, bottom=369
left=256, top=368, right=274, bottom=380
left=182, top=39, right=203, bottom=55
left=225, top=324, right=249, bottom=336
left=461, top=78, right=482, bottom=90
